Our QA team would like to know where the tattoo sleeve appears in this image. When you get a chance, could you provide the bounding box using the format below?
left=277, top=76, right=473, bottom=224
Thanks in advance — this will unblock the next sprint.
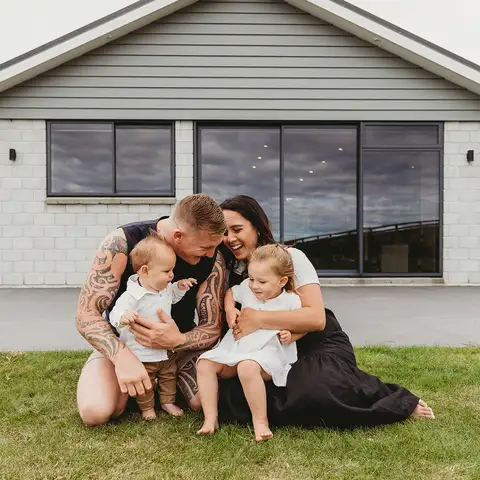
left=75, top=231, right=128, bottom=359
left=175, top=251, right=227, bottom=351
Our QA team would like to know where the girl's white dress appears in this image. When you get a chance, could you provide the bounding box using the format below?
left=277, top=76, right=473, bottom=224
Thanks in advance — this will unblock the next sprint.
left=199, top=279, right=302, bottom=386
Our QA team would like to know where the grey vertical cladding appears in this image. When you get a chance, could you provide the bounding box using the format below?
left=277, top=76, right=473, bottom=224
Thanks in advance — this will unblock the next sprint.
left=1, top=0, right=479, bottom=120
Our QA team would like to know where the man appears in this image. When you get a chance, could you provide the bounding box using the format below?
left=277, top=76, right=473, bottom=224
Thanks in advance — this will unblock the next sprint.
left=76, top=194, right=227, bottom=426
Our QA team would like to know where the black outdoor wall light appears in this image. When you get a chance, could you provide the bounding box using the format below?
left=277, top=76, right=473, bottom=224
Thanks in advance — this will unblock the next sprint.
left=467, top=149, right=474, bottom=163
left=9, top=148, right=16, bottom=161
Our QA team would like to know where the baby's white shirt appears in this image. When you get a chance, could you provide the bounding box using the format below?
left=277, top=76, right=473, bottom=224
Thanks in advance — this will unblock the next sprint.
left=109, top=274, right=186, bottom=362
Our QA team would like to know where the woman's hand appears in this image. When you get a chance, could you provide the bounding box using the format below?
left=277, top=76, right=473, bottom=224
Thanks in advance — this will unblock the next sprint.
left=233, top=307, right=261, bottom=340
left=226, top=308, right=240, bottom=329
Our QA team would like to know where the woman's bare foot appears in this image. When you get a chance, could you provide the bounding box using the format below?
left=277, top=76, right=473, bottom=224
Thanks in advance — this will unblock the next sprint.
left=161, top=403, right=184, bottom=417
left=141, top=408, right=157, bottom=421
left=253, top=422, right=273, bottom=442
left=411, top=399, right=435, bottom=419
left=197, top=418, right=218, bottom=435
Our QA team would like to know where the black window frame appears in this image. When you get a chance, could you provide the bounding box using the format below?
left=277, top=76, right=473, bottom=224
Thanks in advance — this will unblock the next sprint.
left=46, top=120, right=176, bottom=197
left=195, top=121, right=443, bottom=278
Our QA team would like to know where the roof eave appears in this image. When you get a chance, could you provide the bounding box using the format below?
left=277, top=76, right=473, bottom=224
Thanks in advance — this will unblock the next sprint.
left=287, top=0, right=480, bottom=96
left=0, top=0, right=196, bottom=94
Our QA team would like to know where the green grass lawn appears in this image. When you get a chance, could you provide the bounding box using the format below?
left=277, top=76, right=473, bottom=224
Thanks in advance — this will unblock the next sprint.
left=1, top=348, right=480, bottom=480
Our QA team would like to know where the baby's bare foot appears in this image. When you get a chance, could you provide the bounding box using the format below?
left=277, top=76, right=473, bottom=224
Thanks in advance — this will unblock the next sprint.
left=197, top=419, right=218, bottom=435
left=254, top=421, right=273, bottom=442
left=411, top=399, right=435, bottom=419
left=141, top=408, right=157, bottom=421
left=161, top=403, right=184, bottom=417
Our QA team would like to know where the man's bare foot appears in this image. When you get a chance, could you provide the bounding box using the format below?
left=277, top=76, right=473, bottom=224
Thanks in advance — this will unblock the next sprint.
left=411, top=399, right=435, bottom=419
left=141, top=408, right=157, bottom=421
left=253, top=422, right=273, bottom=442
left=161, top=403, right=184, bottom=417
left=196, top=419, right=218, bottom=435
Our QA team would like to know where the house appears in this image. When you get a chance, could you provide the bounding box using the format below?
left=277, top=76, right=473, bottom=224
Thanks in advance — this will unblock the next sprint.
left=0, top=0, right=479, bottom=286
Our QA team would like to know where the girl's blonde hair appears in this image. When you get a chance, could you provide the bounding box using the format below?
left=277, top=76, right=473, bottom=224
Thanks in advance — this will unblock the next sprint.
left=249, top=244, right=296, bottom=292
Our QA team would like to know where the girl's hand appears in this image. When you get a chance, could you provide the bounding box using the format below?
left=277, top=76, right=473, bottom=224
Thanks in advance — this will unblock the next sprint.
left=177, top=278, right=198, bottom=291
left=226, top=308, right=241, bottom=329
left=120, top=311, right=139, bottom=326
left=278, top=330, right=292, bottom=344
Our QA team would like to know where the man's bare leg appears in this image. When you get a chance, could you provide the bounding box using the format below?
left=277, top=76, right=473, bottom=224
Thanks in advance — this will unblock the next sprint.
left=196, top=359, right=237, bottom=435
left=237, top=360, right=273, bottom=442
left=77, top=352, right=128, bottom=426
left=176, top=352, right=203, bottom=411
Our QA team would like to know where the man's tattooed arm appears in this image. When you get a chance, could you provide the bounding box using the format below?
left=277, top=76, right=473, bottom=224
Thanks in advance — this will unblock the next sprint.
left=75, top=230, right=128, bottom=359
left=175, top=251, right=227, bottom=351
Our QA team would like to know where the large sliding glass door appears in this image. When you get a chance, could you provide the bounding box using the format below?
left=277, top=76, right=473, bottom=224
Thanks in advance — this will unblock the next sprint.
left=197, top=122, right=442, bottom=276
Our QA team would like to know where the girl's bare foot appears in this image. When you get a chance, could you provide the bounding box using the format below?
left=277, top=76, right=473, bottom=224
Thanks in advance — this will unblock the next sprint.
left=197, top=419, right=218, bottom=435
left=253, top=422, right=273, bottom=442
left=141, top=408, right=157, bottom=421
left=161, top=403, right=184, bottom=417
left=411, top=399, right=435, bottom=419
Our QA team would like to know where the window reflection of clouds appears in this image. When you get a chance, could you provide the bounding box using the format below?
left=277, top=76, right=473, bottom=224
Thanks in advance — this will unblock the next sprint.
left=283, top=128, right=357, bottom=240
left=200, top=128, right=280, bottom=236
left=116, top=127, right=172, bottom=194
left=364, top=125, right=439, bottom=147
left=50, top=124, right=112, bottom=194
left=363, top=150, right=440, bottom=228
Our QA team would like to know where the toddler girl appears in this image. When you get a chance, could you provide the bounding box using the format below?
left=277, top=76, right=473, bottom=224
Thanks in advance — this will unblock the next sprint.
left=197, top=244, right=305, bottom=441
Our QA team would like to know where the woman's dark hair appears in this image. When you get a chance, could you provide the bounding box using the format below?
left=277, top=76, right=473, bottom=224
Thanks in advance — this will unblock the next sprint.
left=219, top=195, right=275, bottom=269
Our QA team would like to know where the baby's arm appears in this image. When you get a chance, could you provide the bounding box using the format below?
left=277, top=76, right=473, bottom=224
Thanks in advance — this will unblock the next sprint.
left=225, top=288, right=240, bottom=329
left=171, top=278, right=198, bottom=304
left=109, top=292, right=139, bottom=329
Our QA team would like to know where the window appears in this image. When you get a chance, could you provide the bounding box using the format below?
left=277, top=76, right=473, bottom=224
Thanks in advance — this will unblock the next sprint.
left=362, top=123, right=442, bottom=274
left=196, top=122, right=442, bottom=276
left=48, top=122, right=174, bottom=196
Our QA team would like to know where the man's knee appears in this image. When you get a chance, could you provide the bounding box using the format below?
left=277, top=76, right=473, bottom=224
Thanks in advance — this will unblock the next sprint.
left=79, top=403, right=114, bottom=427
left=237, top=360, right=260, bottom=379
left=187, top=394, right=202, bottom=412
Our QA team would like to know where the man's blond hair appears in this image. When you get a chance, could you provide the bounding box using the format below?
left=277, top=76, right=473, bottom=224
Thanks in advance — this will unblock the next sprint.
left=172, top=194, right=226, bottom=236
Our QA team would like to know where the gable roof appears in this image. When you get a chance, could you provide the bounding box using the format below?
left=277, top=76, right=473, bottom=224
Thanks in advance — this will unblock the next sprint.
left=1, top=0, right=480, bottom=95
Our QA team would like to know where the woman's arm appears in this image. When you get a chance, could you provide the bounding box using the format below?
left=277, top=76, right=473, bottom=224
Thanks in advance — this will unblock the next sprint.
left=235, top=283, right=326, bottom=339
left=290, top=332, right=308, bottom=342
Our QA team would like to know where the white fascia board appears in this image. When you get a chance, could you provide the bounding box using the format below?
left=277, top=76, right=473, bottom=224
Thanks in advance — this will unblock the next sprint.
left=0, top=0, right=197, bottom=93
left=287, top=0, right=480, bottom=96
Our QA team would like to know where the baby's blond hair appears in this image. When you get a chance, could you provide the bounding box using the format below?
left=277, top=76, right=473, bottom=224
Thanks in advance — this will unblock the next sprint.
left=130, top=231, right=171, bottom=272
left=249, top=244, right=296, bottom=292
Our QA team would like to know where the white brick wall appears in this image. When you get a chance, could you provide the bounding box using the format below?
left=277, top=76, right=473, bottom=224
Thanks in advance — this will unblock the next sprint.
left=444, top=122, right=480, bottom=285
left=1, top=119, right=478, bottom=286
left=0, top=120, right=193, bottom=287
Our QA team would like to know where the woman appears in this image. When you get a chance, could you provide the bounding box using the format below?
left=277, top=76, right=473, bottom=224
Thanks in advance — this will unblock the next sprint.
left=216, top=195, right=434, bottom=429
